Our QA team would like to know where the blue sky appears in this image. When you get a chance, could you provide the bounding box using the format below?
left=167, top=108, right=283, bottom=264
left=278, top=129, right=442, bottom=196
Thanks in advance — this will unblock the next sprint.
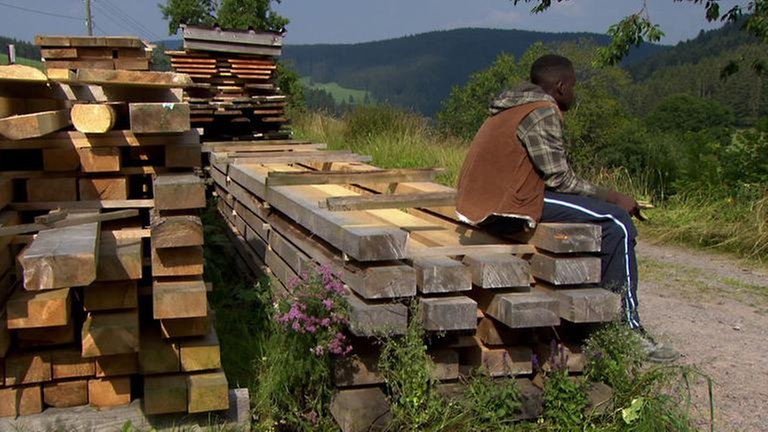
left=0, top=0, right=746, bottom=45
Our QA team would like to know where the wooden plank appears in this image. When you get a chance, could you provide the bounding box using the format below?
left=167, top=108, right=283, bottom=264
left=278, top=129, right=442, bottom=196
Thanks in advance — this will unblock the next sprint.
left=476, top=317, right=530, bottom=346
left=129, top=102, right=190, bottom=133
left=37, top=35, right=144, bottom=48
left=160, top=309, right=213, bottom=339
left=79, top=177, right=128, bottom=200
left=266, top=168, right=444, bottom=186
left=225, top=163, right=407, bottom=261
left=153, top=278, right=207, bottom=319
left=151, top=215, right=203, bottom=249
left=15, top=322, right=75, bottom=349
left=515, top=223, right=601, bottom=254
left=222, top=150, right=372, bottom=165
left=0, top=386, right=43, bottom=417
left=346, top=294, right=407, bottom=337
left=44, top=380, right=89, bottom=408
left=475, top=291, right=560, bottom=329
left=153, top=173, right=205, bottom=211
left=144, top=374, right=187, bottom=415
left=27, top=177, right=77, bottom=202
left=138, top=327, right=180, bottom=374
left=530, top=253, right=601, bottom=286
left=0, top=109, right=71, bottom=140
left=5, top=352, right=52, bottom=385
left=202, top=143, right=323, bottom=153
left=81, top=310, right=140, bottom=357
left=88, top=377, right=131, bottom=409
left=186, top=371, right=229, bottom=413
left=83, top=281, right=138, bottom=311
left=10, top=199, right=154, bottom=211
left=151, top=246, right=204, bottom=277
left=180, top=328, right=221, bottom=372
left=95, top=354, right=138, bottom=377
left=51, top=348, right=96, bottom=379
left=165, top=145, right=201, bottom=168
left=324, top=192, right=456, bottom=212
left=0, top=130, right=199, bottom=150
left=413, top=256, right=471, bottom=294
left=76, top=147, right=121, bottom=172
left=534, top=285, right=621, bottom=323
left=7, top=287, right=71, bottom=329
left=464, top=338, right=533, bottom=377
left=0, top=64, right=48, bottom=83
left=0, top=210, right=137, bottom=238
left=97, top=230, right=143, bottom=282
left=420, top=296, right=477, bottom=331
left=57, top=69, right=194, bottom=88
left=113, top=59, right=150, bottom=70
left=19, top=220, right=99, bottom=290
left=463, top=254, right=531, bottom=289
left=406, top=244, right=536, bottom=258
left=71, top=103, right=118, bottom=134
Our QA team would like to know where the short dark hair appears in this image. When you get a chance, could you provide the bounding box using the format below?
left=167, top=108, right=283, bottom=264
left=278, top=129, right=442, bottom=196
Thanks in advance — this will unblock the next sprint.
left=530, top=55, right=574, bottom=86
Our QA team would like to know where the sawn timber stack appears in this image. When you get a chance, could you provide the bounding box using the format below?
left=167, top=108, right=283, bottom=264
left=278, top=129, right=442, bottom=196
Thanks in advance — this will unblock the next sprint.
left=210, top=145, right=622, bottom=432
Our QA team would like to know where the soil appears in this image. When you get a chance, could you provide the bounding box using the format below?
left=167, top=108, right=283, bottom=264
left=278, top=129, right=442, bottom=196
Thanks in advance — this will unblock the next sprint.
left=636, top=239, right=768, bottom=432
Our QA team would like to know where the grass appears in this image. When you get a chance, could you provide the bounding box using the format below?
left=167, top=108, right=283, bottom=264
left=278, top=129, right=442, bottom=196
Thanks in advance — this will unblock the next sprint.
left=300, top=77, right=370, bottom=104
left=0, top=54, right=44, bottom=70
left=293, top=106, right=768, bottom=267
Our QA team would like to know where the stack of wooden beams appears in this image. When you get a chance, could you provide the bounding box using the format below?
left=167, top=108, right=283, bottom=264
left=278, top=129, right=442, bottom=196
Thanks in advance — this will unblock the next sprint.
left=0, top=51, right=227, bottom=420
left=167, top=25, right=290, bottom=142
left=209, top=146, right=622, bottom=432
left=36, top=36, right=153, bottom=72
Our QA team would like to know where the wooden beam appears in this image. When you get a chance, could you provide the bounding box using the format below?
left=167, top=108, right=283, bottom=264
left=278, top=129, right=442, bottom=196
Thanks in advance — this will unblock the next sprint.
left=0, top=130, right=199, bottom=150
left=463, top=254, right=531, bottom=289
left=0, top=209, right=137, bottom=237
left=0, top=109, right=71, bottom=140
left=267, top=168, right=444, bottom=186
left=153, top=278, right=208, bottom=319
left=323, top=192, right=456, bottom=211
left=81, top=310, right=140, bottom=357
left=15, top=322, right=75, bottom=349
left=218, top=150, right=372, bottom=165
left=464, top=338, right=532, bottom=377
left=144, top=375, right=187, bottom=415
left=530, top=253, right=601, bottom=286
left=83, top=281, right=138, bottom=311
left=474, top=291, right=560, bottom=329
left=71, top=103, right=119, bottom=134
left=79, top=177, right=129, bottom=200
left=179, top=328, right=221, bottom=372
left=7, top=287, right=71, bottom=329
left=76, top=147, right=121, bottom=172
left=51, top=348, right=96, bottom=379
left=9, top=199, right=154, bottom=211
left=413, top=256, right=471, bottom=294
left=96, top=230, right=143, bottom=282
left=346, top=293, right=408, bottom=337
left=420, top=296, right=477, bottom=331
left=534, top=284, right=621, bottom=323
left=151, top=246, right=204, bottom=277
left=19, top=219, right=100, bottom=290
left=0, top=386, right=43, bottom=417
left=0, top=64, right=48, bottom=83
left=138, top=327, right=180, bottom=374
left=514, top=223, right=601, bottom=254
left=151, top=215, right=204, bottom=249
left=203, top=143, right=325, bottom=153
left=88, top=377, right=131, bottom=409
left=95, top=354, right=137, bottom=377
left=44, top=380, right=88, bottom=408
left=153, top=173, right=206, bottom=211
left=129, top=102, right=190, bottom=133
left=186, top=371, right=229, bottom=413
left=405, top=244, right=536, bottom=258
left=56, top=69, right=194, bottom=88
left=5, top=352, right=52, bottom=385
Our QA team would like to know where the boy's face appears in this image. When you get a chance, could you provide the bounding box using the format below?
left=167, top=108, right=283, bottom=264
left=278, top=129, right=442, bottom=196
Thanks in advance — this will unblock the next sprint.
left=556, top=69, right=577, bottom=112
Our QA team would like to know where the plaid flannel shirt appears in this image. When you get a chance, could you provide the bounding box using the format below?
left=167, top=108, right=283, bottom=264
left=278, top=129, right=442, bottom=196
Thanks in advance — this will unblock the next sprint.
left=490, top=84, right=599, bottom=197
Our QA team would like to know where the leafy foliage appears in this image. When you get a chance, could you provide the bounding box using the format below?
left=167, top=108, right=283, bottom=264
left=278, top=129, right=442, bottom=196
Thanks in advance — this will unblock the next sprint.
left=159, top=0, right=287, bottom=35
left=646, top=94, right=735, bottom=133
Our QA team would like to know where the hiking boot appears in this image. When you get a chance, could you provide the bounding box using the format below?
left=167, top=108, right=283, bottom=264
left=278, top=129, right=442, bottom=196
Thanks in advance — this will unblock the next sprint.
left=636, top=328, right=680, bottom=363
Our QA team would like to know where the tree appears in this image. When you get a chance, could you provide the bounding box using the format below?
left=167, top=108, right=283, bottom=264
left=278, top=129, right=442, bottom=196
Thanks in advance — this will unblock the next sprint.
left=510, top=0, right=768, bottom=65
left=159, top=0, right=288, bottom=35
left=646, top=94, right=735, bottom=134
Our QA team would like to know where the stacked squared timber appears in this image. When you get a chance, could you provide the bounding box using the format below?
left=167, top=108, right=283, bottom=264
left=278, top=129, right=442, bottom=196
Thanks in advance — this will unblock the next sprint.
left=0, top=35, right=229, bottom=422
left=210, top=144, right=622, bottom=432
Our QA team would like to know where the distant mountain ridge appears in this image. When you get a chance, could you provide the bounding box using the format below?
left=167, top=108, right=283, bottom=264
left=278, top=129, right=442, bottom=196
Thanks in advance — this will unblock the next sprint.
left=283, top=28, right=667, bottom=115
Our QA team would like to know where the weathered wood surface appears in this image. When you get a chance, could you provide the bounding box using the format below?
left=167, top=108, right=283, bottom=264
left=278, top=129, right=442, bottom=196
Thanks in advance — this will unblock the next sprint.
left=88, top=377, right=131, bottom=409
left=464, top=338, right=533, bottom=377
left=71, top=103, right=118, bottom=134
left=10, top=199, right=154, bottom=211
left=7, top=287, right=71, bottom=329
left=0, top=210, right=137, bottom=238
left=96, top=230, right=143, bottom=282
left=160, top=310, right=213, bottom=338
left=216, top=150, right=372, bottom=165
left=346, top=294, right=408, bottom=337
left=81, top=310, right=140, bottom=357
left=331, top=387, right=392, bottom=432
left=94, top=353, right=137, bottom=377
left=334, top=350, right=385, bottom=387
left=223, top=162, right=408, bottom=261
left=420, top=296, right=477, bottom=331
left=463, top=253, right=531, bottom=289
left=0, top=385, right=43, bottom=417
left=0, top=64, right=48, bottom=83
left=515, top=223, right=601, bottom=254
left=153, top=278, right=208, bottom=319
left=153, top=173, right=206, bottom=211
left=83, top=281, right=138, bottom=311
left=533, top=341, right=586, bottom=373
left=151, top=246, right=204, bottom=277
left=55, top=69, right=194, bottom=88
left=406, top=244, right=536, bottom=258
left=266, top=168, right=444, bottom=186
left=165, top=145, right=201, bottom=168
left=15, top=322, right=75, bottom=349
left=180, top=328, right=222, bottom=372
left=0, top=109, right=71, bottom=140
left=26, top=177, right=77, bottom=202
left=186, top=371, right=229, bottom=413
left=139, top=327, right=180, bottom=375
left=151, top=215, right=204, bottom=249
left=44, top=380, right=89, bottom=408
left=37, top=35, right=146, bottom=48
left=530, top=253, right=602, bottom=286
left=413, top=256, right=471, bottom=294
left=476, top=317, right=530, bottom=346
left=129, top=102, right=190, bottom=133
left=534, top=285, right=621, bottom=323
left=79, top=178, right=129, bottom=200
left=474, top=289, right=561, bottom=330
left=42, top=147, right=80, bottom=171
left=323, top=191, right=456, bottom=211
left=5, top=352, right=52, bottom=385
left=0, top=130, right=198, bottom=150
left=19, top=220, right=100, bottom=290
left=76, top=147, right=121, bottom=172
left=51, top=348, right=96, bottom=379
left=143, top=374, right=187, bottom=415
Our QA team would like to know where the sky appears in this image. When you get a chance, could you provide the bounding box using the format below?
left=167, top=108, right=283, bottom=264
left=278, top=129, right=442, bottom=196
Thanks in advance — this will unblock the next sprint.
left=0, top=0, right=747, bottom=46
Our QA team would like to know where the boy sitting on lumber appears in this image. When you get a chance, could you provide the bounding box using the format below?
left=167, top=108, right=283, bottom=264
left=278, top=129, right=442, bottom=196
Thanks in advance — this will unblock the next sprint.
left=455, top=54, right=678, bottom=363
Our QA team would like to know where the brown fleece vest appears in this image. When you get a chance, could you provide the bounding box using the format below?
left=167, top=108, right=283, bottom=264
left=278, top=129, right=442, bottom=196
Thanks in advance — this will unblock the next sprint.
left=456, top=101, right=555, bottom=225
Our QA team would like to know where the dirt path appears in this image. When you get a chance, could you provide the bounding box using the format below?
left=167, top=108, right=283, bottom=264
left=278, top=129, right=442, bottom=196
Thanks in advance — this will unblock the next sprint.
left=636, top=240, right=768, bottom=432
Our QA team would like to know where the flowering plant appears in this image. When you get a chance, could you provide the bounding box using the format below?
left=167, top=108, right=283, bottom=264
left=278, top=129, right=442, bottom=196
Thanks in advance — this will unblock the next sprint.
left=274, top=264, right=352, bottom=358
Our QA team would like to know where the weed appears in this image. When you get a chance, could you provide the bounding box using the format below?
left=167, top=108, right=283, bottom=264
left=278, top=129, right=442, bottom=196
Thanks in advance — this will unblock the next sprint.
left=463, top=373, right=523, bottom=431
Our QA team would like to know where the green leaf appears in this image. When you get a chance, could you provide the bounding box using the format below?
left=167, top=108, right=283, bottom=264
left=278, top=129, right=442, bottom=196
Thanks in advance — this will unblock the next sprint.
left=621, top=397, right=645, bottom=424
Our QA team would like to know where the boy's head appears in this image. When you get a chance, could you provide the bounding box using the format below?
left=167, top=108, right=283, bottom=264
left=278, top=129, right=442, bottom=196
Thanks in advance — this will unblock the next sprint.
left=530, top=54, right=576, bottom=111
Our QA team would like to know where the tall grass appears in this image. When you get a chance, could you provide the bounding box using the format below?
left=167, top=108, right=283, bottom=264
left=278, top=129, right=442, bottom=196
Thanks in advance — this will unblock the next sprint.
left=292, top=107, right=768, bottom=265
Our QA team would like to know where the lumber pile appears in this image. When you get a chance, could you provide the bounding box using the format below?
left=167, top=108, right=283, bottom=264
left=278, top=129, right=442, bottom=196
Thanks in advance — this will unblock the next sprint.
left=0, top=35, right=228, bottom=421
left=36, top=36, right=153, bottom=72
left=209, top=146, right=621, bottom=432
left=167, top=25, right=290, bottom=142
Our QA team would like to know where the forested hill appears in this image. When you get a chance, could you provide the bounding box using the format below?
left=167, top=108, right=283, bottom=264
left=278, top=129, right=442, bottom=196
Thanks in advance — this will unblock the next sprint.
left=283, top=28, right=665, bottom=115
left=0, top=36, right=40, bottom=59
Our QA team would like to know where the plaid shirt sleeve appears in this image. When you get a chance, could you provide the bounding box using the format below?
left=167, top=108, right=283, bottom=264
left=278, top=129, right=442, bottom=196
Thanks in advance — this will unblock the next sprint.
left=517, top=107, right=599, bottom=196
